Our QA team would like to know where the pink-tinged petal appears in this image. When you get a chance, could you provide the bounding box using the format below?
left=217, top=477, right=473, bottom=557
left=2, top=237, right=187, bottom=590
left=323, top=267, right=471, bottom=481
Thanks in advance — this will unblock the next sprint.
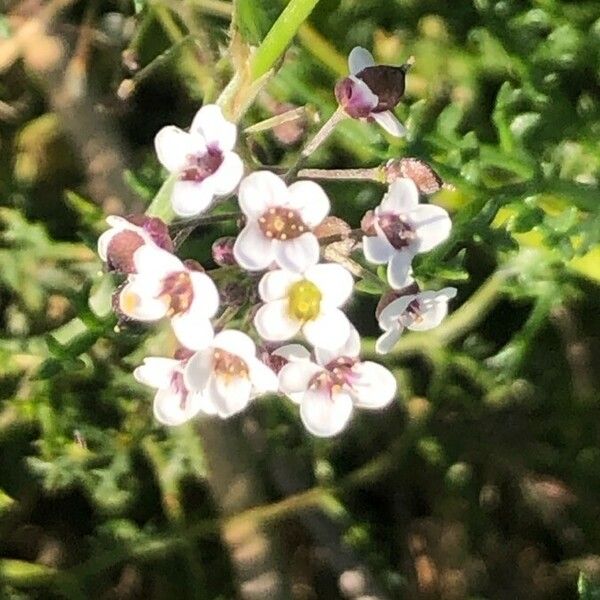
left=134, top=357, right=178, bottom=389
left=184, top=349, right=213, bottom=392
left=97, top=229, right=116, bottom=261
left=170, top=311, right=214, bottom=351
left=378, top=295, right=413, bottom=330
left=375, top=325, right=403, bottom=354
left=248, top=358, right=279, bottom=395
left=387, top=251, right=413, bottom=290
left=254, top=300, right=302, bottom=342
left=278, top=360, right=323, bottom=395
left=171, top=179, right=215, bottom=218
left=153, top=388, right=204, bottom=426
left=303, top=308, right=351, bottom=351
left=348, top=46, right=375, bottom=75
left=380, top=178, right=420, bottom=214
left=274, top=233, right=319, bottom=273
left=336, top=76, right=379, bottom=118
left=207, top=373, right=252, bottom=418
left=190, top=104, right=237, bottom=151
left=287, top=181, right=330, bottom=227
left=133, top=244, right=183, bottom=277
left=351, top=361, right=397, bottom=409
left=258, top=268, right=301, bottom=302
left=371, top=111, right=406, bottom=138
left=154, top=126, right=201, bottom=173
left=300, top=389, right=353, bottom=437
left=213, top=329, right=256, bottom=364
left=314, top=325, right=360, bottom=366
left=409, top=205, right=452, bottom=253
left=362, top=234, right=394, bottom=264
left=272, top=344, right=311, bottom=362
left=189, top=271, right=220, bottom=318
left=233, top=222, right=276, bottom=271
left=119, top=277, right=168, bottom=321
left=210, top=151, right=244, bottom=195
left=305, top=263, right=354, bottom=308
left=238, top=171, right=289, bottom=218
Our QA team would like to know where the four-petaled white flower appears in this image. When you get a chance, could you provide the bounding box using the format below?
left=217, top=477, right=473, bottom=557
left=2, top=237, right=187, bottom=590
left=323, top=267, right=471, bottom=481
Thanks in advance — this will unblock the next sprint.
left=233, top=171, right=330, bottom=273
left=184, top=330, right=278, bottom=418
left=154, top=104, right=244, bottom=217
left=363, top=178, right=452, bottom=289
left=118, top=244, right=219, bottom=351
left=376, top=287, right=457, bottom=354
left=276, top=328, right=397, bottom=437
left=335, top=47, right=408, bottom=137
left=254, top=260, right=354, bottom=351
left=134, top=353, right=205, bottom=426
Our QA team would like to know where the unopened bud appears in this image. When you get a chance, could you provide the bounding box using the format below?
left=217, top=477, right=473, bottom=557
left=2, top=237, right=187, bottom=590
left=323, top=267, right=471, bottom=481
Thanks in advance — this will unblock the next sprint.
left=360, top=210, right=376, bottom=236
left=314, top=216, right=351, bottom=240
left=212, top=236, right=237, bottom=266
left=386, top=158, right=444, bottom=194
left=127, top=215, right=174, bottom=252
left=117, top=79, right=136, bottom=100
left=356, top=64, right=408, bottom=112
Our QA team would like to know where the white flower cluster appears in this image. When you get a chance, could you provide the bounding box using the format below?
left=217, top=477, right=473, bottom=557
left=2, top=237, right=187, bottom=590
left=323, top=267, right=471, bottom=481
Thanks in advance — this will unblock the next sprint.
left=98, top=50, right=458, bottom=437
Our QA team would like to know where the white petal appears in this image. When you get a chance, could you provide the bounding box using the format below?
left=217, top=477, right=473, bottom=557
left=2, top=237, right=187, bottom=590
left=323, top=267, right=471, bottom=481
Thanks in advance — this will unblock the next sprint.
left=133, top=244, right=183, bottom=278
left=119, top=277, right=168, bottom=321
left=97, top=229, right=116, bottom=261
left=287, top=181, right=330, bottom=227
left=154, top=126, right=201, bottom=173
left=375, top=326, right=403, bottom=354
left=212, top=329, right=256, bottom=363
left=153, top=388, right=204, bottom=426
left=348, top=46, right=375, bottom=75
left=407, top=289, right=456, bottom=331
left=387, top=251, right=413, bottom=289
left=278, top=360, right=323, bottom=395
left=207, top=373, right=252, bottom=418
left=233, top=223, right=276, bottom=271
left=350, top=361, right=397, bottom=409
left=274, top=233, right=319, bottom=273
left=170, top=311, right=214, bottom=351
left=254, top=300, right=302, bottom=342
left=378, top=295, right=413, bottom=330
left=190, top=104, right=237, bottom=151
left=238, top=171, right=289, bottom=219
left=437, top=287, right=458, bottom=301
left=305, top=263, right=354, bottom=308
left=300, top=389, right=353, bottom=437
left=272, top=344, right=311, bottom=362
left=210, top=151, right=244, bottom=195
left=362, top=234, right=394, bottom=264
left=410, top=205, right=452, bottom=253
left=314, top=325, right=360, bottom=366
left=303, top=308, right=351, bottom=351
left=183, top=349, right=213, bottom=391
left=105, top=215, right=130, bottom=229
left=171, top=179, right=215, bottom=218
left=248, top=358, right=279, bottom=394
left=380, top=178, right=420, bottom=214
left=134, top=357, right=178, bottom=389
left=258, top=268, right=300, bottom=302
left=190, top=271, right=220, bottom=318
left=371, top=111, right=406, bottom=138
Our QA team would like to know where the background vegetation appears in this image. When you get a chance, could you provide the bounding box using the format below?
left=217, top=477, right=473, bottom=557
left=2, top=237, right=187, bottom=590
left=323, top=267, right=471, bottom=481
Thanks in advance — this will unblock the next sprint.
left=0, top=0, right=599, bottom=598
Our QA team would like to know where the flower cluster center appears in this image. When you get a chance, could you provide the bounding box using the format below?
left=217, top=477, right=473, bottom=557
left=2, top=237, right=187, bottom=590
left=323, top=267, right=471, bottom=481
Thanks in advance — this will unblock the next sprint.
left=309, top=357, right=359, bottom=398
left=403, top=298, right=423, bottom=324
left=160, top=271, right=194, bottom=316
left=213, top=349, right=249, bottom=381
left=258, top=206, right=307, bottom=241
left=378, top=212, right=416, bottom=249
left=180, top=146, right=223, bottom=183
left=287, top=280, right=322, bottom=321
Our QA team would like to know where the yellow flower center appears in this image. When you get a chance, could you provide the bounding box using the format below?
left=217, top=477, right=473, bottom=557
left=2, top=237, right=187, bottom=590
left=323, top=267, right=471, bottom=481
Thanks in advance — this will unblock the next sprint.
left=287, top=280, right=322, bottom=321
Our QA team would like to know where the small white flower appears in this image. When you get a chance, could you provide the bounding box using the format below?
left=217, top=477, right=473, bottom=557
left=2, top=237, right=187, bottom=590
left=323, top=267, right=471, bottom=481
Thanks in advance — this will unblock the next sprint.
left=363, top=178, right=452, bottom=288
left=376, top=287, right=457, bottom=354
left=184, top=330, right=278, bottom=418
left=118, top=244, right=219, bottom=351
left=276, top=328, right=397, bottom=437
left=134, top=355, right=205, bottom=426
left=254, top=260, right=354, bottom=351
left=154, top=104, right=244, bottom=217
left=233, top=171, right=330, bottom=273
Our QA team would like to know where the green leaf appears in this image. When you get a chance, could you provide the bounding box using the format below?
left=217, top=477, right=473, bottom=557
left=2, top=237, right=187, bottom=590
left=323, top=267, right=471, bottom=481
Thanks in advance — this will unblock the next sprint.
left=234, top=0, right=281, bottom=45
left=578, top=573, right=600, bottom=600
left=355, top=278, right=386, bottom=295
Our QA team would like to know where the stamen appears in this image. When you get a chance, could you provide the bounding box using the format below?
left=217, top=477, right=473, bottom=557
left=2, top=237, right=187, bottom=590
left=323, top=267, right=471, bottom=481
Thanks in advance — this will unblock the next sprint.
left=258, top=206, right=308, bottom=242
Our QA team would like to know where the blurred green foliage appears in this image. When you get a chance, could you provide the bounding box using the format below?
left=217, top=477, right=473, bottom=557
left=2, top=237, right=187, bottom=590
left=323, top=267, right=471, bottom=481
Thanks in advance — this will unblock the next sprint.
left=0, top=0, right=599, bottom=598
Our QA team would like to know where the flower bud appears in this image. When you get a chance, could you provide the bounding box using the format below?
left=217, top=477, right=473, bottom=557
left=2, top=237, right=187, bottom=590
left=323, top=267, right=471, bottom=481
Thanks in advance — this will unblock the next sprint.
left=355, top=64, right=408, bottom=112
left=127, top=215, right=174, bottom=252
left=385, top=158, right=444, bottom=194
left=211, top=236, right=237, bottom=266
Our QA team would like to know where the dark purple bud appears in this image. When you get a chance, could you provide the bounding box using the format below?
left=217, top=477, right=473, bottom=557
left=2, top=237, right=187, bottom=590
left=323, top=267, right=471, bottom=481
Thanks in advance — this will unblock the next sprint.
left=355, top=64, right=408, bottom=113
left=127, top=215, right=174, bottom=253
left=212, top=236, right=237, bottom=266
left=335, top=77, right=378, bottom=118
left=386, top=158, right=444, bottom=195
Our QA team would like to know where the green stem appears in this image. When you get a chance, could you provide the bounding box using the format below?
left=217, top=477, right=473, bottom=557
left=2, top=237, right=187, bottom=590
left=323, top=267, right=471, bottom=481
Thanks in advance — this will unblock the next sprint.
left=250, top=0, right=322, bottom=80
